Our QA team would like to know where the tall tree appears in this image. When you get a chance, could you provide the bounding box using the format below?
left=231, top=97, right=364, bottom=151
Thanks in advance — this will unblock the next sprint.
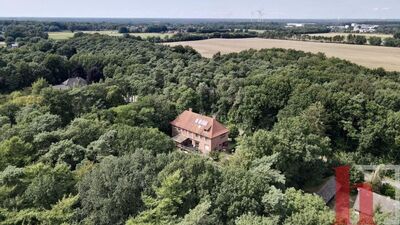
left=126, top=170, right=190, bottom=225
left=78, top=150, right=167, bottom=225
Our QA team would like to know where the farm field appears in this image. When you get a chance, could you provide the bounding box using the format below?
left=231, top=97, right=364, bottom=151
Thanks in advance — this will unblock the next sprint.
left=165, top=38, right=400, bottom=71
left=309, top=32, right=393, bottom=38
left=48, top=31, right=170, bottom=40
left=47, top=32, right=75, bottom=40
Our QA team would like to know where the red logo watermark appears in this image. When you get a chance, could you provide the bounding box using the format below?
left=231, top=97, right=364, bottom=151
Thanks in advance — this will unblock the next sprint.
left=335, top=166, right=374, bottom=224
left=335, top=165, right=400, bottom=225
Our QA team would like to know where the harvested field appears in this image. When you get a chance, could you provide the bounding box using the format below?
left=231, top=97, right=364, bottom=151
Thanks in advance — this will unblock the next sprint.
left=165, top=38, right=400, bottom=71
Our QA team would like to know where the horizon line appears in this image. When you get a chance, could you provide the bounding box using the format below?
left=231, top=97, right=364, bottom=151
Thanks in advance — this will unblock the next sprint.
left=1, top=17, right=400, bottom=21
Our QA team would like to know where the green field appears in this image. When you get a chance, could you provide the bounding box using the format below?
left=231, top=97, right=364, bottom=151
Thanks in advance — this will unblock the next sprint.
left=48, top=32, right=75, bottom=40
left=48, top=31, right=170, bottom=40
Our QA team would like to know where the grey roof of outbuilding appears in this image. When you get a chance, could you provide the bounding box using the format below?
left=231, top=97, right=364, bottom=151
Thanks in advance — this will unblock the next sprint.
left=62, top=77, right=87, bottom=87
left=354, top=190, right=400, bottom=215
left=52, top=84, right=70, bottom=90
left=52, top=77, right=87, bottom=90
left=315, top=176, right=337, bottom=204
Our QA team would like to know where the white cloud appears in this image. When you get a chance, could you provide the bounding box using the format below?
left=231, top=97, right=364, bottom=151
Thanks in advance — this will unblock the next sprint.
left=373, top=7, right=391, bottom=11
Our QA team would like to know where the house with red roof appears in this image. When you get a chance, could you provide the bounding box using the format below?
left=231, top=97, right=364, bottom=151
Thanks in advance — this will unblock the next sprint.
left=170, top=109, right=229, bottom=154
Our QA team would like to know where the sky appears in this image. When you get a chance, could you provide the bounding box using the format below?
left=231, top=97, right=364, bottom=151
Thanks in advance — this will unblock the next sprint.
left=0, top=0, right=399, bottom=19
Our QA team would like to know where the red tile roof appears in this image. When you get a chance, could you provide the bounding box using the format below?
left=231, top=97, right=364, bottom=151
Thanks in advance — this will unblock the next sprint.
left=170, top=110, right=229, bottom=139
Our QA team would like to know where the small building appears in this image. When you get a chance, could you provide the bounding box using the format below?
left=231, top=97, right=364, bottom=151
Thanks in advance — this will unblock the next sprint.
left=11, top=43, right=19, bottom=49
left=53, top=77, right=88, bottom=90
left=286, top=23, right=305, bottom=28
left=170, top=109, right=229, bottom=154
left=351, top=23, right=379, bottom=33
left=124, top=95, right=138, bottom=103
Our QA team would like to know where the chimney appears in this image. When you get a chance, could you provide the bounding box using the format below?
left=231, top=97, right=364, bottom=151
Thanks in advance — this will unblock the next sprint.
left=188, top=108, right=192, bottom=112
left=212, top=115, right=216, bottom=119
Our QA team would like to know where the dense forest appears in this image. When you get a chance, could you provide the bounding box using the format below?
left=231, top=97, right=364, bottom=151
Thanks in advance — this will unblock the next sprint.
left=1, top=32, right=400, bottom=224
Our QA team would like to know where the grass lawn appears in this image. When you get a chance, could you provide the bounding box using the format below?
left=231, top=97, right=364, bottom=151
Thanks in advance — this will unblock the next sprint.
left=48, top=32, right=75, bottom=40
left=48, top=31, right=170, bottom=40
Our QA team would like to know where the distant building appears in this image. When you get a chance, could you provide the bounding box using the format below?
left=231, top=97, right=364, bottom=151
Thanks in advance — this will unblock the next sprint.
left=170, top=109, right=229, bottom=154
left=329, top=25, right=351, bottom=32
left=351, top=23, right=379, bottom=33
left=286, top=23, right=305, bottom=28
left=53, top=77, right=87, bottom=90
left=124, top=95, right=138, bottom=103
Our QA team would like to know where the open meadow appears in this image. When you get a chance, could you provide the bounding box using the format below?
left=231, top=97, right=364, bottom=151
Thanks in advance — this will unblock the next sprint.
left=48, top=31, right=170, bottom=40
left=47, top=32, right=75, bottom=40
left=165, top=38, right=400, bottom=71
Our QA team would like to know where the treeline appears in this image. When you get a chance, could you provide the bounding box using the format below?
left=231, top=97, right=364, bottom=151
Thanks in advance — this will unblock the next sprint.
left=143, top=31, right=258, bottom=43
left=0, top=34, right=399, bottom=224
left=132, top=26, right=329, bottom=43
left=253, top=26, right=329, bottom=39
left=263, top=32, right=400, bottom=47
left=383, top=37, right=400, bottom=47
left=375, top=23, right=400, bottom=34
left=0, top=20, right=121, bottom=32
left=0, top=24, right=48, bottom=44
left=300, top=34, right=370, bottom=45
